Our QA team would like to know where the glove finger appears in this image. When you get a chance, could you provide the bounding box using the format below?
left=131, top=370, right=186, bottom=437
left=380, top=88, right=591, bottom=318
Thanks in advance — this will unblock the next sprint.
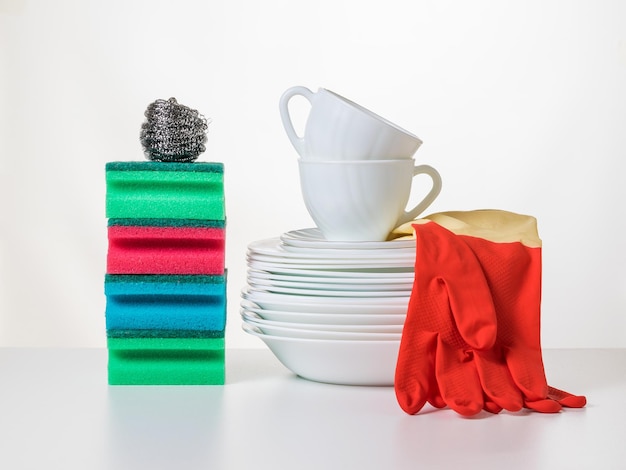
left=504, top=346, right=549, bottom=403
left=474, top=348, right=523, bottom=412
left=395, top=331, right=438, bottom=415
left=483, top=394, right=504, bottom=414
left=547, top=385, right=587, bottom=408
left=427, top=379, right=446, bottom=409
left=506, top=352, right=567, bottom=413
left=524, top=398, right=562, bottom=413
left=436, top=338, right=484, bottom=416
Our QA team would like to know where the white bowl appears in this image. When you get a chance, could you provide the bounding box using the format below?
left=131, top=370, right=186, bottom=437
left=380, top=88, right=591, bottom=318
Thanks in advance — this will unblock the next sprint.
left=240, top=309, right=404, bottom=334
left=241, top=288, right=409, bottom=314
left=240, top=300, right=406, bottom=325
left=242, top=316, right=402, bottom=341
left=242, top=322, right=400, bottom=386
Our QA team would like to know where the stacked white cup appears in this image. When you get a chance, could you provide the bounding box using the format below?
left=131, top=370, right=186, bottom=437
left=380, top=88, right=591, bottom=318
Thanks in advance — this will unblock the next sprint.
left=279, top=86, right=442, bottom=242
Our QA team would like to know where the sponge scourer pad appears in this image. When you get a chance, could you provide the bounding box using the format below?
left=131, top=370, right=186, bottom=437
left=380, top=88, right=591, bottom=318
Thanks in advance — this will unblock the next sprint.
left=107, top=219, right=225, bottom=275
left=105, top=161, right=225, bottom=220
left=107, top=337, right=225, bottom=385
left=105, top=274, right=226, bottom=333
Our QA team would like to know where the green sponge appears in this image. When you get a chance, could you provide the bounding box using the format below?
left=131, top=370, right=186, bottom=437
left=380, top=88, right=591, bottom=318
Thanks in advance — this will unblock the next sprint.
left=107, top=337, right=225, bottom=385
left=105, top=161, right=225, bottom=220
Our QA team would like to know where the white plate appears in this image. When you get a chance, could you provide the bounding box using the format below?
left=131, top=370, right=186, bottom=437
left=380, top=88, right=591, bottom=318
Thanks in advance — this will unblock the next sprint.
left=280, top=243, right=416, bottom=256
left=240, top=299, right=406, bottom=325
left=243, top=287, right=410, bottom=305
left=246, top=284, right=411, bottom=298
left=247, top=252, right=414, bottom=267
left=241, top=289, right=409, bottom=314
left=247, top=268, right=415, bottom=284
left=281, top=227, right=415, bottom=251
left=240, top=310, right=404, bottom=333
left=242, top=322, right=399, bottom=386
left=247, top=275, right=414, bottom=292
left=248, top=259, right=415, bottom=273
left=249, top=237, right=416, bottom=259
left=242, top=317, right=402, bottom=340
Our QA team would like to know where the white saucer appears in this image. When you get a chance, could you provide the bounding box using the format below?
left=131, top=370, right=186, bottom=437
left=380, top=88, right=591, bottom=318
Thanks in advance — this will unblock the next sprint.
left=281, top=228, right=415, bottom=250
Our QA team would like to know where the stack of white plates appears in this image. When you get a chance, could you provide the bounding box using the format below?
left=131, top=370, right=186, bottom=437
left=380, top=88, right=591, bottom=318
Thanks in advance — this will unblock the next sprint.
left=241, top=228, right=416, bottom=386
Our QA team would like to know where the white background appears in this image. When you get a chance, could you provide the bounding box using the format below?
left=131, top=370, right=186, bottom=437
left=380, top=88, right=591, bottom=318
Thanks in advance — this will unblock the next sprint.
left=1, top=0, right=624, bottom=349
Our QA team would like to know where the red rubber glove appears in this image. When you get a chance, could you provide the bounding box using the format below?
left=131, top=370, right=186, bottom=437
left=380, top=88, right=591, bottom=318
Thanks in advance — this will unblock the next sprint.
left=395, top=220, right=523, bottom=416
left=454, top=215, right=585, bottom=412
left=394, top=211, right=586, bottom=415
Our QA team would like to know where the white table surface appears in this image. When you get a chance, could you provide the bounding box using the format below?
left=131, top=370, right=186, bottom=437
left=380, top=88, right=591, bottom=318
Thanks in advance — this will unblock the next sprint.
left=0, top=348, right=624, bottom=470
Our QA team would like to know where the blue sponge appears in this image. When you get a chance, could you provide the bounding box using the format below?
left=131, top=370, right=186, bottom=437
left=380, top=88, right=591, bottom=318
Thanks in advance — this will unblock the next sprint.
left=105, top=274, right=226, bottom=333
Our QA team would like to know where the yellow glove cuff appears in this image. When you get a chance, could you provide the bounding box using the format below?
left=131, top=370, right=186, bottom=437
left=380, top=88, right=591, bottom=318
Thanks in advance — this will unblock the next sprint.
left=391, top=209, right=542, bottom=248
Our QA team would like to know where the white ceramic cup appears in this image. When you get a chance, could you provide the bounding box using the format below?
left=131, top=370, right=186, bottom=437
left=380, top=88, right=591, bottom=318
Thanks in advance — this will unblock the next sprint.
left=279, top=86, right=423, bottom=160
left=298, top=159, right=442, bottom=242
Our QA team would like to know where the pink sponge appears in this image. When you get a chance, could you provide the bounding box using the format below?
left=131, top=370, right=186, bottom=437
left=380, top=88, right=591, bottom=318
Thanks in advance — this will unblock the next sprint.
left=107, top=219, right=225, bottom=275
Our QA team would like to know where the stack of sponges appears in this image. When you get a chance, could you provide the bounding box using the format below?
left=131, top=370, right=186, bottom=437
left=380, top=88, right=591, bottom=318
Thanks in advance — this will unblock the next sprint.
left=105, top=161, right=226, bottom=385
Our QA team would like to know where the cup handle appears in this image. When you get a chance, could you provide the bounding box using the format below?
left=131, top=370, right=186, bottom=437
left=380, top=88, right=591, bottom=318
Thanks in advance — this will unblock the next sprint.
left=397, top=164, right=443, bottom=225
left=278, top=86, right=314, bottom=157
